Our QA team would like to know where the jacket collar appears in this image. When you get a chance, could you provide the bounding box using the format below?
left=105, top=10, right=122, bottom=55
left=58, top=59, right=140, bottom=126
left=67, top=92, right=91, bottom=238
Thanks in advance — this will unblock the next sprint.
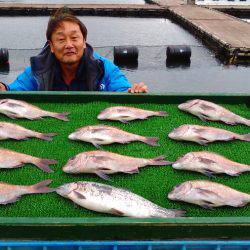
left=30, top=42, right=104, bottom=91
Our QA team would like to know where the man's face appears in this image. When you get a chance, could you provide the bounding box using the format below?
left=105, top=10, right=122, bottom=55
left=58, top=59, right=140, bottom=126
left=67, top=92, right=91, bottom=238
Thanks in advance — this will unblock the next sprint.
left=49, top=21, right=86, bottom=66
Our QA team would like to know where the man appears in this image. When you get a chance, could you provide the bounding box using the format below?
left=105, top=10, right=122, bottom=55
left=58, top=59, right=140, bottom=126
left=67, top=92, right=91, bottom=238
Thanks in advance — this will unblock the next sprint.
left=0, top=7, right=148, bottom=93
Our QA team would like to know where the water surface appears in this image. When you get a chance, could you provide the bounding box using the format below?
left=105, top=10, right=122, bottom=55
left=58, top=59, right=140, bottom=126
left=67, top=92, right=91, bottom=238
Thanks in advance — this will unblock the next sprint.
left=0, top=16, right=249, bottom=94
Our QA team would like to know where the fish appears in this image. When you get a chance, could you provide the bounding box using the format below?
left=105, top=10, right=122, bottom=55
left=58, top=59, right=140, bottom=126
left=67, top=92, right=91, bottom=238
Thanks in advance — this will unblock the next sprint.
left=56, top=181, right=186, bottom=218
left=178, top=99, right=250, bottom=126
left=168, top=180, right=250, bottom=209
left=173, top=151, right=250, bottom=177
left=0, top=122, right=57, bottom=141
left=168, top=124, right=250, bottom=145
left=0, top=99, right=69, bottom=121
left=97, top=106, right=168, bottom=123
left=0, top=179, right=54, bottom=205
left=62, top=150, right=172, bottom=180
left=68, top=125, right=159, bottom=148
left=0, top=148, right=58, bottom=173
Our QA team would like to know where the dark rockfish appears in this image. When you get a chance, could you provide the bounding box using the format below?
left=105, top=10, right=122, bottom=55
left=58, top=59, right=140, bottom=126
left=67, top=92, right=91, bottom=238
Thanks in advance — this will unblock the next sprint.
left=0, top=122, right=57, bottom=141
left=168, top=180, right=250, bottom=209
left=68, top=125, right=159, bottom=148
left=56, top=181, right=186, bottom=218
left=0, top=148, right=57, bottom=173
left=0, top=99, right=69, bottom=121
left=173, top=151, right=250, bottom=177
left=178, top=99, right=250, bottom=126
left=168, top=124, right=250, bottom=145
left=63, top=150, right=171, bottom=180
left=97, top=106, right=167, bottom=123
left=0, top=179, right=54, bottom=205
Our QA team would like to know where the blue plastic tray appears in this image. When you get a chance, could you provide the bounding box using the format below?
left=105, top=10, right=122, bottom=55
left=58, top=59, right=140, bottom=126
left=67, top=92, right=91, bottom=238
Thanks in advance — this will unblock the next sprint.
left=1, top=241, right=250, bottom=250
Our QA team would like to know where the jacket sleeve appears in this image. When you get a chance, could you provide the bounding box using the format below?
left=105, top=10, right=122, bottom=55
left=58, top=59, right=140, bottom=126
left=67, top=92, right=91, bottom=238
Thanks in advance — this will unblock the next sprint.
left=7, top=66, right=38, bottom=91
left=100, top=57, right=131, bottom=92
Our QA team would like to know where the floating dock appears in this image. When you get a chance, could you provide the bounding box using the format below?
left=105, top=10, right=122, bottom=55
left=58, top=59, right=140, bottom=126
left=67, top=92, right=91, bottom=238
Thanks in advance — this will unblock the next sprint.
left=0, top=2, right=249, bottom=63
left=155, top=0, right=250, bottom=63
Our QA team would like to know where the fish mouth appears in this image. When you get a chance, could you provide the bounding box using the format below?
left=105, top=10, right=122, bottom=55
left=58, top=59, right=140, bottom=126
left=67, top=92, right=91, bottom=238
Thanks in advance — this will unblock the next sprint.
left=68, top=133, right=75, bottom=140
left=97, top=114, right=105, bottom=120
left=62, top=165, right=71, bottom=173
left=56, top=183, right=78, bottom=196
left=167, top=191, right=176, bottom=200
left=178, top=99, right=199, bottom=110
left=172, top=162, right=181, bottom=169
left=168, top=132, right=175, bottom=139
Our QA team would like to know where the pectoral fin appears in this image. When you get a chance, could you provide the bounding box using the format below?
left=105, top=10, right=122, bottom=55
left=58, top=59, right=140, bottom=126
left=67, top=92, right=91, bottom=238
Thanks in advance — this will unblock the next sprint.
left=200, top=104, right=216, bottom=111
left=95, top=171, right=110, bottom=180
left=91, top=156, right=113, bottom=162
left=92, top=142, right=102, bottom=149
left=200, top=200, right=215, bottom=209
left=198, top=157, right=216, bottom=165
left=119, top=120, right=129, bottom=124
left=196, top=137, right=210, bottom=146
left=124, top=168, right=139, bottom=174
left=73, top=191, right=86, bottom=200
left=203, top=169, right=215, bottom=178
left=110, top=208, right=125, bottom=216
left=7, top=103, right=24, bottom=108
left=196, top=188, right=220, bottom=199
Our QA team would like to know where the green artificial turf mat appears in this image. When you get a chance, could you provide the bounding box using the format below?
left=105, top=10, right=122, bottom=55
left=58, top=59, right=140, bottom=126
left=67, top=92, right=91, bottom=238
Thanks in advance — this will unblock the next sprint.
left=0, top=100, right=249, bottom=218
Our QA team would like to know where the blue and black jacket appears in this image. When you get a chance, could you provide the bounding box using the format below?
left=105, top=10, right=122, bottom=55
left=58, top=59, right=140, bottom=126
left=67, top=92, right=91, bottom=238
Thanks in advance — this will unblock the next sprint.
left=6, top=43, right=131, bottom=92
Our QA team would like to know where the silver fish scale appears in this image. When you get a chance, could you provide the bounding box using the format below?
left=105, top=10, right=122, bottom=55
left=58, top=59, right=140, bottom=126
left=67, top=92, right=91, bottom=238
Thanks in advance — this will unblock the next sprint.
left=78, top=182, right=158, bottom=210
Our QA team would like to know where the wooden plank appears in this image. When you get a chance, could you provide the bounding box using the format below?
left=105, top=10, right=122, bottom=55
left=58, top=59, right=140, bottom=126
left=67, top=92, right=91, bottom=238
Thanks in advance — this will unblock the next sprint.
left=192, top=19, right=250, bottom=47
left=0, top=3, right=163, bottom=9
left=170, top=6, right=250, bottom=47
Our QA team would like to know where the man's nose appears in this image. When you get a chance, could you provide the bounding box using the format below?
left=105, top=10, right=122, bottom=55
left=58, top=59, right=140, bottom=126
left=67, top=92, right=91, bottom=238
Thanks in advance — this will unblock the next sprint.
left=65, top=38, right=74, bottom=48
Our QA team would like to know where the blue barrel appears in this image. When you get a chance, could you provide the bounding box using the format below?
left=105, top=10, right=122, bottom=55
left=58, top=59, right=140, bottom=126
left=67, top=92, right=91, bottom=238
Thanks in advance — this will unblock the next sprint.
left=166, top=45, right=191, bottom=61
left=0, top=48, right=9, bottom=65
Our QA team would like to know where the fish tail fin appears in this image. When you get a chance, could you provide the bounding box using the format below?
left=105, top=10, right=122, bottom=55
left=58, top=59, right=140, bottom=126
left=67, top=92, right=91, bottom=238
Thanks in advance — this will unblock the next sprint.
left=37, top=133, right=57, bottom=141
left=153, top=208, right=186, bottom=218
left=156, top=111, right=168, bottom=117
left=241, top=119, right=250, bottom=127
left=149, top=155, right=172, bottom=165
left=240, top=133, right=250, bottom=142
left=32, top=158, right=58, bottom=173
left=30, top=179, right=55, bottom=194
left=141, top=137, right=159, bottom=146
left=172, top=209, right=186, bottom=217
left=49, top=112, right=70, bottom=121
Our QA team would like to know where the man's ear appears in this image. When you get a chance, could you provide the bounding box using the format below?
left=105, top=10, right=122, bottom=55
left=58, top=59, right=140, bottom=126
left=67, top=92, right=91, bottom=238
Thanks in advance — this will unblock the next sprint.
left=48, top=40, right=54, bottom=53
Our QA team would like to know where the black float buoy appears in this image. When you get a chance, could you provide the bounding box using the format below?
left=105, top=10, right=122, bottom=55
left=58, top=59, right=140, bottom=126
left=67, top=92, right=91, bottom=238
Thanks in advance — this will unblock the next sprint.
left=114, top=46, right=138, bottom=61
left=0, top=48, right=9, bottom=65
left=0, top=48, right=9, bottom=74
left=166, top=45, right=191, bottom=62
left=166, top=45, right=191, bottom=68
left=113, top=46, right=138, bottom=69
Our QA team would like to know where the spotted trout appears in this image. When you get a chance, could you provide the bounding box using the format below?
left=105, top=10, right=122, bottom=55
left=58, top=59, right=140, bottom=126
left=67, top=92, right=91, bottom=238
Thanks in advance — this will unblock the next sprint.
left=0, top=99, right=69, bottom=121
left=168, top=124, right=250, bottom=145
left=168, top=180, right=250, bottom=209
left=56, top=181, right=186, bottom=218
left=68, top=125, right=159, bottom=148
left=63, top=150, right=171, bottom=180
left=97, top=106, right=167, bottom=123
left=178, top=99, right=250, bottom=126
left=173, top=151, right=250, bottom=177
